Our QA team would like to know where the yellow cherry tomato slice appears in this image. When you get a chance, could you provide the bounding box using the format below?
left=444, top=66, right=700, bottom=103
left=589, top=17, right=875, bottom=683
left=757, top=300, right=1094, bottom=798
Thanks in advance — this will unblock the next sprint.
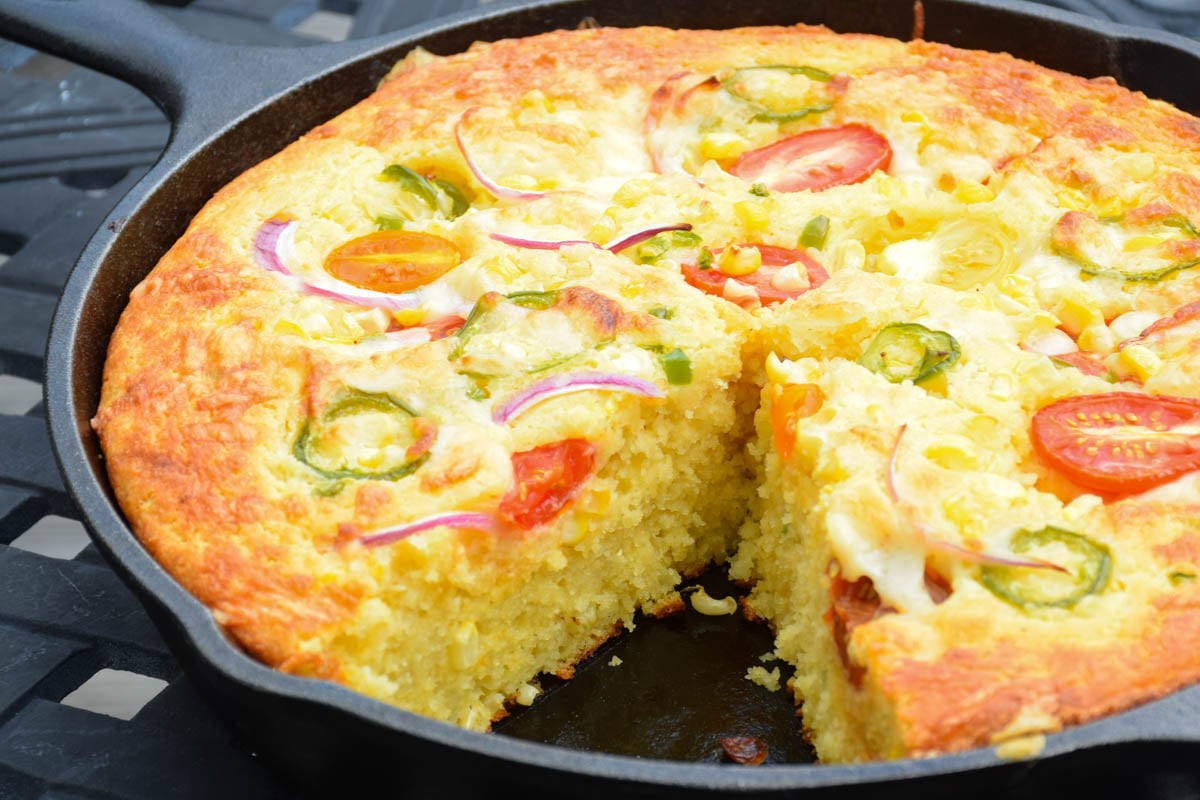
left=770, top=382, right=824, bottom=461
left=324, top=230, right=463, bottom=293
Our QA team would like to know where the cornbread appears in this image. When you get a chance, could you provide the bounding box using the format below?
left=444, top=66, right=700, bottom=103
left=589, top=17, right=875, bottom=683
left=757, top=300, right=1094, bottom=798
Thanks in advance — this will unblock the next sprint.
left=92, top=21, right=1200, bottom=761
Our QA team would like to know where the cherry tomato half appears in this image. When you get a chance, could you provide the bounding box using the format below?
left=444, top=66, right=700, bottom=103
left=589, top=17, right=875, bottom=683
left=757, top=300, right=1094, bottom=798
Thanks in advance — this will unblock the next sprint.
left=1048, top=350, right=1112, bottom=379
left=324, top=230, right=462, bottom=293
left=681, top=244, right=829, bottom=307
left=499, top=438, right=596, bottom=530
left=770, top=382, right=824, bottom=462
left=730, top=124, right=892, bottom=193
left=1031, top=391, right=1200, bottom=495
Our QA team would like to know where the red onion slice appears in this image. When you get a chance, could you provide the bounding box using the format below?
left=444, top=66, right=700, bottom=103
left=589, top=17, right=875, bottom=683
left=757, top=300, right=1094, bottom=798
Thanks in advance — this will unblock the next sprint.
left=886, top=425, right=1065, bottom=572
left=254, top=216, right=296, bottom=275
left=494, top=372, right=665, bottom=424
left=604, top=223, right=693, bottom=253
left=254, top=218, right=423, bottom=311
left=360, top=512, right=497, bottom=548
left=489, top=232, right=600, bottom=251
left=455, top=107, right=548, bottom=201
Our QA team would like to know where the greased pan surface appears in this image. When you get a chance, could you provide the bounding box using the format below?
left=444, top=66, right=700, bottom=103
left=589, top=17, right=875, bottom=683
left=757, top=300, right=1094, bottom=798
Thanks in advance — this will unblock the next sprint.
left=3, top=0, right=1200, bottom=795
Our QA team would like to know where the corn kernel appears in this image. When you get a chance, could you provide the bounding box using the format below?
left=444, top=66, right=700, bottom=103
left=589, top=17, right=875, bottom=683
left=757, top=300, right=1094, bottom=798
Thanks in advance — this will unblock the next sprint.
left=837, top=239, right=867, bottom=272
left=1117, top=344, right=1163, bottom=381
left=612, top=178, right=655, bottom=207
left=588, top=217, right=618, bottom=242
left=734, top=200, right=771, bottom=233
left=989, top=373, right=1015, bottom=400
left=690, top=586, right=738, bottom=616
left=698, top=131, right=747, bottom=161
left=355, top=447, right=386, bottom=469
left=504, top=174, right=540, bottom=190
left=718, top=244, right=762, bottom=276
left=515, top=683, right=540, bottom=706
left=1055, top=188, right=1090, bottom=211
left=764, top=352, right=789, bottom=384
left=583, top=487, right=612, bottom=514
left=966, top=414, right=1002, bottom=442
left=391, top=308, right=426, bottom=327
left=1055, top=294, right=1104, bottom=337
left=1116, top=152, right=1156, bottom=182
left=1077, top=323, right=1116, bottom=355
left=450, top=621, right=479, bottom=670
left=561, top=515, right=589, bottom=546
left=925, top=442, right=979, bottom=471
left=520, top=89, right=552, bottom=112
left=1123, top=235, right=1164, bottom=252
left=954, top=180, right=995, bottom=204
left=485, top=255, right=522, bottom=281
left=274, top=319, right=309, bottom=339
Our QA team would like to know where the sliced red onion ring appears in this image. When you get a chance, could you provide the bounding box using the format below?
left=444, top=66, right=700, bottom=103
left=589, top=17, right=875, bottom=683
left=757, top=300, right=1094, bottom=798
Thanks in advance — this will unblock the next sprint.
left=604, top=223, right=693, bottom=253
left=253, top=218, right=422, bottom=311
left=253, top=216, right=297, bottom=275
left=488, top=223, right=693, bottom=255
left=886, top=424, right=1066, bottom=572
left=360, top=512, right=497, bottom=548
left=455, top=107, right=548, bottom=201
left=489, top=232, right=600, bottom=251
left=303, top=283, right=422, bottom=312
left=494, top=372, right=665, bottom=424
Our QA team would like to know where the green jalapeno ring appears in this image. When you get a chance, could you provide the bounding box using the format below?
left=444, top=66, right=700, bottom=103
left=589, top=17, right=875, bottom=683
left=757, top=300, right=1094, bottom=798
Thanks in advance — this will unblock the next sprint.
left=382, top=164, right=471, bottom=220
left=634, top=229, right=704, bottom=265
left=1052, top=211, right=1200, bottom=283
left=449, top=290, right=563, bottom=360
left=294, top=390, right=430, bottom=482
left=857, top=323, right=960, bottom=384
left=721, top=65, right=835, bottom=123
left=980, top=526, right=1112, bottom=609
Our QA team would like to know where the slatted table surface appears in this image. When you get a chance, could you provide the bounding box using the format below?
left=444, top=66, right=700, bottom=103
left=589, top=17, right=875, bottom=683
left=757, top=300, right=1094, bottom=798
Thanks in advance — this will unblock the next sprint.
left=1, top=1, right=1198, bottom=798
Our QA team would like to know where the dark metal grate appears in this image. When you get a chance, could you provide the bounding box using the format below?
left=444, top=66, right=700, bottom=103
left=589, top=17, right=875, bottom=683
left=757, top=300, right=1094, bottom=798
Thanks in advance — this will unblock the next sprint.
left=0, top=1, right=1196, bottom=798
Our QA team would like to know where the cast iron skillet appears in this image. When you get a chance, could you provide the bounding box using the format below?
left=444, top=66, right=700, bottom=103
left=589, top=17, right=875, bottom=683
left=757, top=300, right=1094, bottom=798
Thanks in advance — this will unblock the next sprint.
left=5, top=0, right=1200, bottom=795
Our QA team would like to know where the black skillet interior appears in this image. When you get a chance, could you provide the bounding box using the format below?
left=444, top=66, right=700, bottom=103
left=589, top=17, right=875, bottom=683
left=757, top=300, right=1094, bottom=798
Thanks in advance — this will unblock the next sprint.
left=1, top=0, right=1197, bottom=795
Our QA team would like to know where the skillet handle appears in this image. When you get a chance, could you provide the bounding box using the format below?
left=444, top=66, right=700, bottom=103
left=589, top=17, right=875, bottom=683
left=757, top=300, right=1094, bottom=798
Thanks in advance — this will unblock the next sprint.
left=0, top=0, right=210, bottom=120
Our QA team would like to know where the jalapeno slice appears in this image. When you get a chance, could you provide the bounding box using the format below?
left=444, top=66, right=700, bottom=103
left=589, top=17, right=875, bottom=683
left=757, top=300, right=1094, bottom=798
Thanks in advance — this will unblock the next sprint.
left=1051, top=209, right=1200, bottom=282
left=721, top=65, right=835, bottom=123
left=858, top=323, right=960, bottom=384
left=800, top=215, right=830, bottom=249
left=382, top=165, right=471, bottom=221
left=294, top=390, right=432, bottom=481
left=633, top=229, right=703, bottom=265
left=980, top=526, right=1112, bottom=609
left=451, top=290, right=558, bottom=353
left=659, top=348, right=693, bottom=385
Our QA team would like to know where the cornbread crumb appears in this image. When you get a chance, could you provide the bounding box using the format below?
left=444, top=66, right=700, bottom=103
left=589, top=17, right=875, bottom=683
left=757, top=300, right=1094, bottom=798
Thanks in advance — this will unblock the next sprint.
left=746, top=666, right=782, bottom=692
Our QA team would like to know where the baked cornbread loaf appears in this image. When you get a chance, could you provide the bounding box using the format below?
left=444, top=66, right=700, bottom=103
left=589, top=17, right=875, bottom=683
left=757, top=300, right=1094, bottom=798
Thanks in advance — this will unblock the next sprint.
left=91, top=19, right=1200, bottom=762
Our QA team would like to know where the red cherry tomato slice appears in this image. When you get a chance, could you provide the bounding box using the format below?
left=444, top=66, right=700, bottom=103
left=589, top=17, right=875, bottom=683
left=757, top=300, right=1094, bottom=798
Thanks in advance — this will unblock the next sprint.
left=422, top=314, right=466, bottom=340
left=499, top=438, right=596, bottom=530
left=681, top=244, right=829, bottom=307
left=1031, top=392, right=1200, bottom=494
left=730, top=124, right=892, bottom=193
left=324, top=230, right=462, bottom=293
left=1049, top=350, right=1112, bottom=379
left=1128, top=300, right=1200, bottom=344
